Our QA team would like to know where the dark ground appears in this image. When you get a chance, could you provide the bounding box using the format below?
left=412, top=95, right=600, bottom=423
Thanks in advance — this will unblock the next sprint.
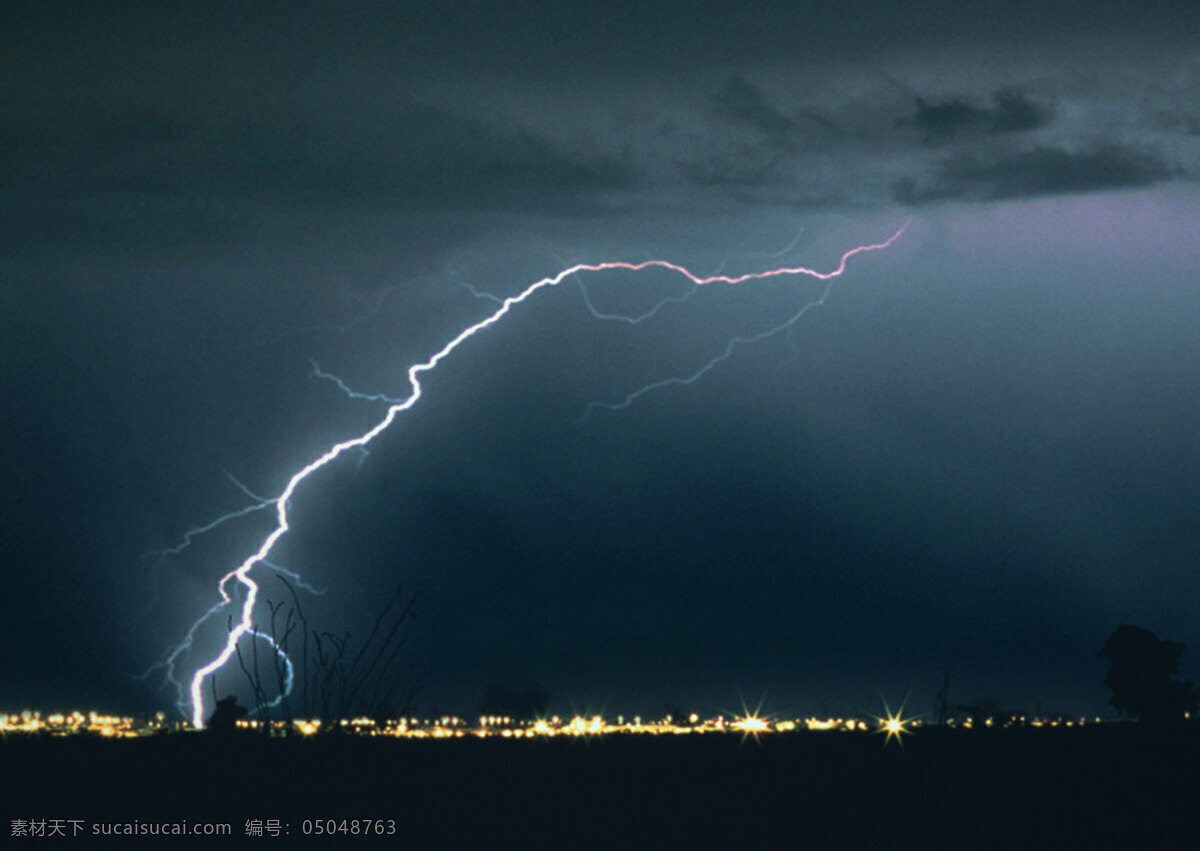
left=4, top=723, right=1197, bottom=848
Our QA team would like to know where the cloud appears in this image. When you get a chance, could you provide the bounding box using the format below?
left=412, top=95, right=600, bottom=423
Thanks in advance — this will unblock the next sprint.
left=710, top=76, right=796, bottom=144
left=4, top=14, right=1197, bottom=225
left=904, top=89, right=1051, bottom=143
left=1, top=98, right=640, bottom=216
left=676, top=152, right=785, bottom=189
left=893, top=144, right=1175, bottom=204
left=990, top=89, right=1049, bottom=132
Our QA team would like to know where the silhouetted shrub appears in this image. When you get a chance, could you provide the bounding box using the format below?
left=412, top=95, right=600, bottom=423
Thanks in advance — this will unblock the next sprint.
left=1097, top=624, right=1198, bottom=724
left=206, top=695, right=249, bottom=733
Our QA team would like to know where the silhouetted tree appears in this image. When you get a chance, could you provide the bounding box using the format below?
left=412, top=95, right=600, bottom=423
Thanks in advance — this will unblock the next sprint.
left=1097, top=624, right=1198, bottom=724
left=235, top=581, right=421, bottom=729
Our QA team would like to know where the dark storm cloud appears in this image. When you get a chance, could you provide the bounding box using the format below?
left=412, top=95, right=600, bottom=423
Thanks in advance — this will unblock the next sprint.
left=711, top=76, right=796, bottom=145
left=315, top=105, right=639, bottom=214
left=893, top=144, right=1176, bottom=204
left=667, top=63, right=1194, bottom=210
left=905, top=89, right=1050, bottom=143
left=1, top=98, right=637, bottom=216
left=5, top=2, right=1197, bottom=222
left=666, top=77, right=798, bottom=193
left=672, top=76, right=854, bottom=198
left=988, top=90, right=1050, bottom=133
left=675, top=151, right=787, bottom=190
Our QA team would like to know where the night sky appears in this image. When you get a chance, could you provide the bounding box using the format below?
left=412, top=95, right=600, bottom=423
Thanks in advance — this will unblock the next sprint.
left=4, top=1, right=1199, bottom=722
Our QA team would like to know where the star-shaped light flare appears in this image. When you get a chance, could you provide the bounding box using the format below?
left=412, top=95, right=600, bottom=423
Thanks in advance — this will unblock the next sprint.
left=874, top=695, right=915, bottom=746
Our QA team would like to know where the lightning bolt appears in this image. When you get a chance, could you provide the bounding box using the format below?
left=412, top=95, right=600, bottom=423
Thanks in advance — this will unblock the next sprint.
left=177, top=223, right=906, bottom=728
left=574, top=275, right=700, bottom=325
left=141, top=473, right=316, bottom=713
left=580, top=275, right=834, bottom=419
left=310, top=358, right=403, bottom=405
left=144, top=472, right=273, bottom=562
left=459, top=279, right=506, bottom=306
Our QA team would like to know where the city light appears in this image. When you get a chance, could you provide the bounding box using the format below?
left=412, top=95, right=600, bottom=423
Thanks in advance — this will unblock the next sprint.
left=874, top=698, right=915, bottom=746
left=0, top=707, right=1120, bottom=742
